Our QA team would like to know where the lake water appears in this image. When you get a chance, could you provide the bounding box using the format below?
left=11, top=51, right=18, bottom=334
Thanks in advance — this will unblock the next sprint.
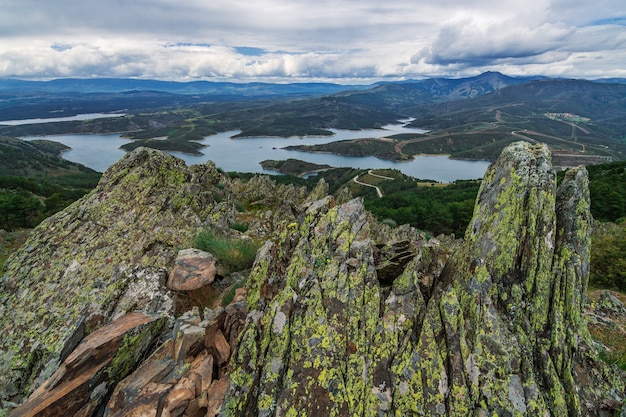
left=23, top=122, right=491, bottom=182
left=1, top=112, right=126, bottom=126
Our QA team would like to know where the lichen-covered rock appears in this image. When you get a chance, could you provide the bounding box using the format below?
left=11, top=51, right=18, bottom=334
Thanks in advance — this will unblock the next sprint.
left=220, top=142, right=625, bottom=416
left=226, top=175, right=309, bottom=239
left=0, top=148, right=226, bottom=411
left=9, top=312, right=167, bottom=417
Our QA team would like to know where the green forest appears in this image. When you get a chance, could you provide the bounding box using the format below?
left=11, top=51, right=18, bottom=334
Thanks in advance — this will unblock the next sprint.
left=0, top=175, right=100, bottom=230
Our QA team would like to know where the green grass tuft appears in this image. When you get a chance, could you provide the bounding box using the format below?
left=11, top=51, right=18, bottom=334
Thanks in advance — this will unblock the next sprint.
left=229, top=222, right=249, bottom=233
left=194, top=229, right=259, bottom=274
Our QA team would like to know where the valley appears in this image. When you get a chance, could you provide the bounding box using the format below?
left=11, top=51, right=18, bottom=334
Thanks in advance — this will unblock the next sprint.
left=1, top=73, right=624, bottom=170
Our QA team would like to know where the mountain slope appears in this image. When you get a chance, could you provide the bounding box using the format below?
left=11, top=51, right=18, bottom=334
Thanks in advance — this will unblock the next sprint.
left=0, top=136, right=98, bottom=178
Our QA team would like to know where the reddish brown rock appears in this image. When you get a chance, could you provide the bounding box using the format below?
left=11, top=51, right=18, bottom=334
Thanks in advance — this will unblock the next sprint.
left=9, top=312, right=165, bottom=417
left=105, top=301, right=248, bottom=417
left=167, top=249, right=217, bottom=291
left=206, top=379, right=228, bottom=417
left=233, top=287, right=247, bottom=303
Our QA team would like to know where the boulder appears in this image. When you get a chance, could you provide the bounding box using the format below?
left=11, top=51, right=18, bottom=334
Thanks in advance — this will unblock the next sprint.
left=167, top=249, right=218, bottom=291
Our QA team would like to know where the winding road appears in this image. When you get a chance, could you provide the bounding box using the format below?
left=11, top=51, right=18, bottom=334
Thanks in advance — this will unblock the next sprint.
left=352, top=170, right=394, bottom=198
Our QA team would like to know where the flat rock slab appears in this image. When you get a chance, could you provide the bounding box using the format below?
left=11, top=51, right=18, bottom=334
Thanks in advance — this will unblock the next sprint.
left=167, top=248, right=217, bottom=291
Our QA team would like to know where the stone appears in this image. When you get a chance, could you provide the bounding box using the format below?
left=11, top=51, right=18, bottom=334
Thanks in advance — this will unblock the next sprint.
left=233, top=287, right=247, bottom=303
left=8, top=312, right=166, bottom=417
left=104, top=301, right=247, bottom=417
left=167, top=249, right=218, bottom=291
left=206, top=379, right=228, bottom=417
left=205, top=327, right=231, bottom=368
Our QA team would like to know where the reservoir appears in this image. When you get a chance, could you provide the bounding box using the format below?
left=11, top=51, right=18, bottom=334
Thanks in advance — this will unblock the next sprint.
left=0, top=112, right=126, bottom=126
left=23, top=123, right=491, bottom=182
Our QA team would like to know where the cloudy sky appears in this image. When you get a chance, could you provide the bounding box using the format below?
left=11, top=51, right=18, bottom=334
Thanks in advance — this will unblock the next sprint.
left=1, top=0, right=625, bottom=83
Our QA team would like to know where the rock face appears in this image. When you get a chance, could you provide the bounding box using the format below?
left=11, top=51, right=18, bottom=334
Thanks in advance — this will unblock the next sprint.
left=221, top=142, right=625, bottom=416
left=9, top=312, right=166, bottom=417
left=104, top=303, right=246, bottom=417
left=0, top=148, right=222, bottom=409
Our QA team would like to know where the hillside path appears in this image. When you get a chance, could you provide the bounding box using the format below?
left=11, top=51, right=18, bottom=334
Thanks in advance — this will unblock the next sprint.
left=353, top=170, right=394, bottom=198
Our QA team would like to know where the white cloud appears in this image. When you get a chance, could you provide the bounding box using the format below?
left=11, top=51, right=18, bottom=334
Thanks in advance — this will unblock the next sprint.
left=0, top=0, right=624, bottom=81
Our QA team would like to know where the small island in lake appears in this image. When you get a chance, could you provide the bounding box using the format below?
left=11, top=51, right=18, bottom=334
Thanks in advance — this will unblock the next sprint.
left=260, top=158, right=333, bottom=176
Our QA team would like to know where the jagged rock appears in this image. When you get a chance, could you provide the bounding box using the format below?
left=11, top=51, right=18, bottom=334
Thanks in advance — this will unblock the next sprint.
left=305, top=178, right=329, bottom=202
left=168, top=249, right=218, bottom=291
left=105, top=302, right=246, bottom=417
left=8, top=312, right=166, bottom=417
left=374, top=240, right=418, bottom=285
left=227, top=175, right=309, bottom=238
left=334, top=186, right=353, bottom=205
left=0, top=148, right=226, bottom=411
left=220, top=142, right=625, bottom=416
left=110, top=266, right=175, bottom=320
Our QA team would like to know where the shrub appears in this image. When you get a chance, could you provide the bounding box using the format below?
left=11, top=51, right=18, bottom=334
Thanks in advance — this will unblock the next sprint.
left=590, top=221, right=626, bottom=292
left=233, top=200, right=245, bottom=212
left=194, top=229, right=259, bottom=274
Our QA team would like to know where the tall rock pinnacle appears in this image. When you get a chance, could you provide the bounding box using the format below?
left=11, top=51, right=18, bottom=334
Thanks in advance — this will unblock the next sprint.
left=221, top=142, right=625, bottom=416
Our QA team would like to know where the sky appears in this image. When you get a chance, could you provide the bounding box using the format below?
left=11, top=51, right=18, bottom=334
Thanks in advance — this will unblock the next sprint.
left=0, top=0, right=625, bottom=83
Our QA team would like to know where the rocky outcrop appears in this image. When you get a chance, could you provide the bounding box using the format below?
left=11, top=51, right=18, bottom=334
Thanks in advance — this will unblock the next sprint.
left=221, top=142, right=625, bottom=416
left=9, top=312, right=166, bottom=417
left=0, top=145, right=326, bottom=415
left=104, top=300, right=246, bottom=417
left=2, top=142, right=625, bottom=417
left=0, top=148, right=225, bottom=410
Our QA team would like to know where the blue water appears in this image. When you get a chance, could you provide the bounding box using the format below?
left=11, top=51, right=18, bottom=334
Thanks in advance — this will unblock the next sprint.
left=23, top=122, right=491, bottom=182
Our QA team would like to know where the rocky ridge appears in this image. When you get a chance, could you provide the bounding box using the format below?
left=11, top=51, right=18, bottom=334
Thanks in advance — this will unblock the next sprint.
left=0, top=147, right=316, bottom=415
left=0, top=142, right=624, bottom=416
left=221, top=142, right=625, bottom=416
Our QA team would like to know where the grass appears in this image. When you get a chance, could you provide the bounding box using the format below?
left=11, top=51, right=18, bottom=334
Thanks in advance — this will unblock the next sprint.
left=0, top=229, right=30, bottom=271
left=221, top=276, right=248, bottom=307
left=194, top=229, right=259, bottom=275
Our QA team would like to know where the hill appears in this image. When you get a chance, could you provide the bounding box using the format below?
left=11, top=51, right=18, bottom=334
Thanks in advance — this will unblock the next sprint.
left=0, top=77, right=364, bottom=96
left=0, top=136, right=101, bottom=231
left=288, top=78, right=626, bottom=166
